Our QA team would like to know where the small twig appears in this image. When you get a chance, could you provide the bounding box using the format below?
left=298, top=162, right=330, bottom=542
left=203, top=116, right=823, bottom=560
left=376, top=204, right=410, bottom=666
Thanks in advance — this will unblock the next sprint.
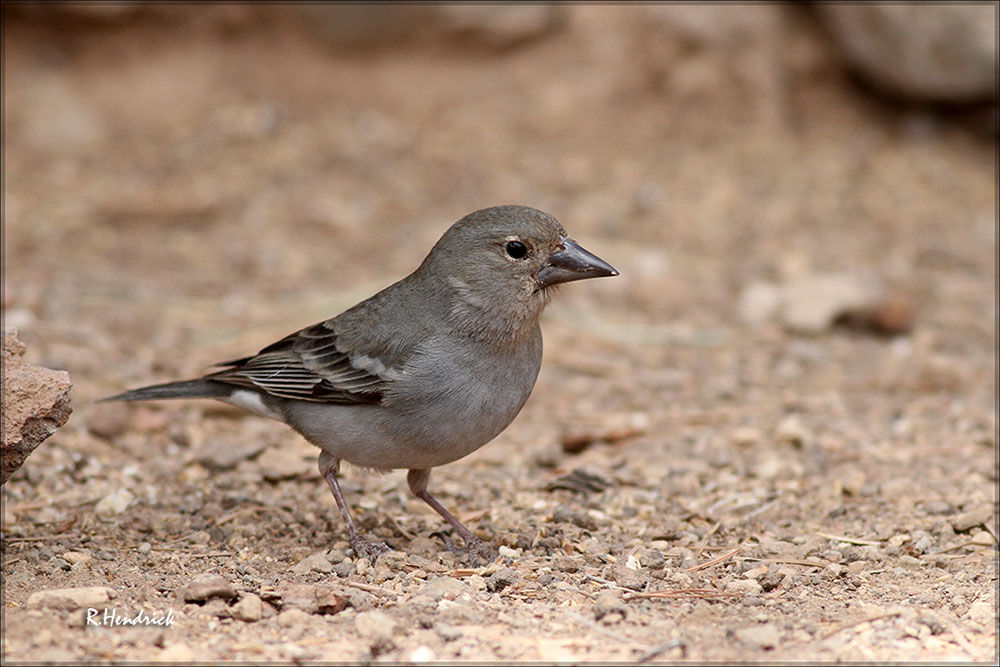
left=637, top=639, right=684, bottom=663
left=816, top=532, right=883, bottom=546
left=939, top=616, right=975, bottom=657
left=695, top=521, right=721, bottom=559
left=182, top=551, right=231, bottom=558
left=936, top=540, right=976, bottom=554
left=2, top=533, right=76, bottom=543
left=821, top=611, right=903, bottom=639
left=458, top=508, right=490, bottom=523
left=581, top=575, right=640, bottom=594
left=4, top=500, right=52, bottom=512
left=624, top=588, right=738, bottom=600
left=686, top=546, right=741, bottom=572
left=743, top=498, right=781, bottom=520
left=742, top=557, right=826, bottom=568
left=338, top=580, right=397, bottom=597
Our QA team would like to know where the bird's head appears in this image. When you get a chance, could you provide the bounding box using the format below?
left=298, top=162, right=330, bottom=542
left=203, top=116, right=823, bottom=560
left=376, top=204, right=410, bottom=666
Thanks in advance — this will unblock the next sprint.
left=422, top=205, right=618, bottom=342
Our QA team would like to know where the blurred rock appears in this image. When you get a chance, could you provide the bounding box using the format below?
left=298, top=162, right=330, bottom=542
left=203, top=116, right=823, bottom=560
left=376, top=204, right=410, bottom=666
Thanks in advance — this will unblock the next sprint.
left=485, top=568, right=519, bottom=593
left=817, top=4, right=997, bottom=103
left=355, top=609, right=398, bottom=648
left=277, top=608, right=310, bottom=628
left=780, top=273, right=882, bottom=334
left=18, top=75, right=108, bottom=154
left=153, top=644, right=198, bottom=663
left=255, top=447, right=312, bottom=481
left=630, top=5, right=785, bottom=128
left=594, top=590, right=627, bottom=623
left=2, top=329, right=72, bottom=485
left=291, top=552, right=334, bottom=575
left=775, top=415, right=812, bottom=448
left=180, top=574, right=237, bottom=603
left=734, top=623, right=780, bottom=649
left=416, top=576, right=470, bottom=602
left=433, top=5, right=567, bottom=49
left=738, top=274, right=911, bottom=335
left=95, top=488, right=135, bottom=519
left=296, top=5, right=566, bottom=50
left=26, top=586, right=115, bottom=611
left=193, top=439, right=268, bottom=471
left=232, top=593, right=263, bottom=622
left=949, top=505, right=993, bottom=533
left=276, top=583, right=349, bottom=614
left=86, top=402, right=130, bottom=441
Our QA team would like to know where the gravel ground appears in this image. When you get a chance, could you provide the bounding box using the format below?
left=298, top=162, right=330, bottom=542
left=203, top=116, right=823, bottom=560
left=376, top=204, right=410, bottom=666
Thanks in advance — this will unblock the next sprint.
left=2, top=6, right=996, bottom=663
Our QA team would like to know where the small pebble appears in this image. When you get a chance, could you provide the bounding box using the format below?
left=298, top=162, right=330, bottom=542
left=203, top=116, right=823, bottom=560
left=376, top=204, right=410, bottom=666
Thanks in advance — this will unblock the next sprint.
left=734, top=623, right=780, bottom=649
left=486, top=568, right=518, bottom=592
left=497, top=545, right=520, bottom=559
left=553, top=557, right=579, bottom=573
left=180, top=574, right=237, bottom=602
left=278, top=608, right=310, bottom=628
left=594, top=590, right=626, bottom=623
left=355, top=609, right=397, bottom=650
left=731, top=426, right=763, bottom=447
left=823, top=563, right=844, bottom=578
left=61, top=551, right=91, bottom=566
left=26, top=586, right=115, bottom=610
left=638, top=548, right=665, bottom=570
left=759, top=568, right=784, bottom=592
left=418, top=576, right=469, bottom=601
left=970, top=530, right=994, bottom=546
left=551, top=504, right=597, bottom=531
left=725, top=579, right=763, bottom=596
left=153, top=644, right=197, bottom=663
left=950, top=505, right=993, bottom=532
left=776, top=415, right=811, bottom=447
left=408, top=646, right=436, bottom=662
left=292, top=552, right=334, bottom=575
left=95, top=489, right=134, bottom=519
left=232, top=593, right=263, bottom=622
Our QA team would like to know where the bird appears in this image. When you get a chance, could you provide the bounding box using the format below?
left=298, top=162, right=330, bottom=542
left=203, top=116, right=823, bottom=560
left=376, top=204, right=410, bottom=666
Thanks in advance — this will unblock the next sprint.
left=103, top=205, right=618, bottom=562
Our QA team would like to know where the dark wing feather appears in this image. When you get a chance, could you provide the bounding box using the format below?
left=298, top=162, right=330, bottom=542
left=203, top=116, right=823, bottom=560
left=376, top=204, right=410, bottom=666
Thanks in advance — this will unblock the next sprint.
left=205, top=323, right=387, bottom=404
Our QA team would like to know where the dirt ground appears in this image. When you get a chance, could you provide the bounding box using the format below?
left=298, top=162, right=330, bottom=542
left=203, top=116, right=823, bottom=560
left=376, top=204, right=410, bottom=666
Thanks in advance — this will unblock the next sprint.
left=2, top=6, right=996, bottom=663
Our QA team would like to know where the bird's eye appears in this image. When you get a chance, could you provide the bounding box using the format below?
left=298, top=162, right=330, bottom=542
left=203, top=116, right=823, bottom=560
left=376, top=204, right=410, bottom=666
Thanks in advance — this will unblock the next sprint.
left=505, top=240, right=528, bottom=260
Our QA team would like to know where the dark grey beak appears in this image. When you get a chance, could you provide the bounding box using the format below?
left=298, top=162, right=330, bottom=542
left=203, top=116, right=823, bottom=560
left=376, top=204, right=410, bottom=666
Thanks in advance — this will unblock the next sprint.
left=536, top=237, right=619, bottom=289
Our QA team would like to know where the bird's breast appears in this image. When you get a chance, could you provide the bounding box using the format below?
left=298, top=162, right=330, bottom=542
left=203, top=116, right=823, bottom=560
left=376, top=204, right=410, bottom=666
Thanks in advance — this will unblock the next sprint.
left=384, top=330, right=543, bottom=465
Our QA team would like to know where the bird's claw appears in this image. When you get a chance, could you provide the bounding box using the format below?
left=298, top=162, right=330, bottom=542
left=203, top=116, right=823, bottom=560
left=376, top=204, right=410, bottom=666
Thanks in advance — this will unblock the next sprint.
left=432, top=531, right=497, bottom=565
left=464, top=537, right=499, bottom=566
left=350, top=537, right=393, bottom=564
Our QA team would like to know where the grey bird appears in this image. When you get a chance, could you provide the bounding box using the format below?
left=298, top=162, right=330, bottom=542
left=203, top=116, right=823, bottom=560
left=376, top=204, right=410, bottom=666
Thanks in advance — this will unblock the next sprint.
left=104, top=205, right=618, bottom=561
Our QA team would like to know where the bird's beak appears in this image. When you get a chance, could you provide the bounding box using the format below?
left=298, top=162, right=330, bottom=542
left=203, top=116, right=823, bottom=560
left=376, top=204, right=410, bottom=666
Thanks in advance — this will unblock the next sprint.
left=536, top=237, right=619, bottom=289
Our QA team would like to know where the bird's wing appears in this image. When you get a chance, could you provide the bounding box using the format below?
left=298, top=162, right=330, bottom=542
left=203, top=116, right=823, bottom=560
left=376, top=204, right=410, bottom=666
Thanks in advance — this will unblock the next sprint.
left=205, top=321, right=389, bottom=404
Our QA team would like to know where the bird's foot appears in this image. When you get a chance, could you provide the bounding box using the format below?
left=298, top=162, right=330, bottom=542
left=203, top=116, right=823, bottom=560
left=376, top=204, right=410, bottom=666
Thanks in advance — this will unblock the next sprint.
left=464, top=536, right=499, bottom=566
left=350, top=536, right=393, bottom=564
left=432, top=531, right=498, bottom=566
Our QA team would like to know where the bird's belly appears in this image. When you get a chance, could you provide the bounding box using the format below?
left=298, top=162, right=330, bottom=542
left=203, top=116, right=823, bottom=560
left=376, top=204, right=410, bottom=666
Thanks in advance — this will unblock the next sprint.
left=285, top=335, right=542, bottom=470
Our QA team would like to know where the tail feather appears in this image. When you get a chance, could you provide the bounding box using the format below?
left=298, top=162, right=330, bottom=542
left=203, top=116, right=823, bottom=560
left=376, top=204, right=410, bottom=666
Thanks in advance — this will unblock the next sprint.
left=101, top=379, right=232, bottom=402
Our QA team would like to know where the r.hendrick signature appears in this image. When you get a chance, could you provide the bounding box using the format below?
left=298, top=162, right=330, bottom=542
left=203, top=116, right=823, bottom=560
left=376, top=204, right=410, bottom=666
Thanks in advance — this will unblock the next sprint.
left=86, top=607, right=175, bottom=627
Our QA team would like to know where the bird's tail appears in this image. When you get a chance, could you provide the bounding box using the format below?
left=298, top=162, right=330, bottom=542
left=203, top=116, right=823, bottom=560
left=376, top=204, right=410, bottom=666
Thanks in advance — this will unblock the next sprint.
left=101, top=379, right=231, bottom=402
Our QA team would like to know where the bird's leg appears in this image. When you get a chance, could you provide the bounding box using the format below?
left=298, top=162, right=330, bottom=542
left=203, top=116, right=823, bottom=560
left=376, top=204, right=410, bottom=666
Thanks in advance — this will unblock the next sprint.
left=407, top=468, right=497, bottom=563
left=318, top=451, right=390, bottom=563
